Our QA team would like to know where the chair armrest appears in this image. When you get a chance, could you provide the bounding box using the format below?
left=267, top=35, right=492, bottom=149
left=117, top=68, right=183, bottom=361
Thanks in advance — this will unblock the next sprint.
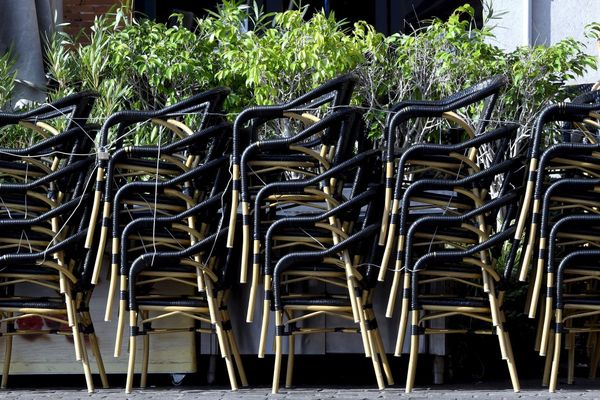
left=98, top=87, right=230, bottom=148
left=0, top=91, right=98, bottom=126
left=0, top=157, right=93, bottom=193
left=386, top=75, right=508, bottom=160
left=272, top=224, right=379, bottom=310
left=263, top=187, right=380, bottom=274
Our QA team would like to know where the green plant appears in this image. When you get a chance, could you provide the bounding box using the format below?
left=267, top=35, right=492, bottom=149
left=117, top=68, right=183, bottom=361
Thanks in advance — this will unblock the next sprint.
left=35, top=1, right=597, bottom=150
left=585, top=22, right=600, bottom=41
left=0, top=50, right=16, bottom=110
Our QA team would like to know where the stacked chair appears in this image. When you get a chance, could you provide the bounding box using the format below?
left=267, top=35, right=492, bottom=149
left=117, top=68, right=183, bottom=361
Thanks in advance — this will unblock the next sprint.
left=86, top=88, right=247, bottom=392
left=7, top=74, right=600, bottom=395
left=376, top=75, right=528, bottom=392
left=0, top=92, right=107, bottom=392
left=513, top=90, right=600, bottom=391
left=227, top=74, right=396, bottom=392
left=401, top=159, right=524, bottom=392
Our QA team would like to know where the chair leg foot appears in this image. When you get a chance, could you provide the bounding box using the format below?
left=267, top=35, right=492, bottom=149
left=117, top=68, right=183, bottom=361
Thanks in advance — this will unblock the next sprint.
left=285, top=334, right=295, bottom=389
left=141, top=333, right=149, bottom=389
left=126, top=335, right=137, bottom=394
left=1, top=333, right=12, bottom=389
left=549, top=331, right=562, bottom=392
left=405, top=312, right=419, bottom=394
left=80, top=332, right=95, bottom=393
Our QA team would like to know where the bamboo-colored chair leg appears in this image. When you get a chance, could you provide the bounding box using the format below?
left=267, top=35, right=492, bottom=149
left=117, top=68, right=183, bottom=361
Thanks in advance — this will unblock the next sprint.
left=385, top=266, right=402, bottom=318
left=373, top=326, right=394, bottom=385
left=71, top=317, right=83, bottom=361
left=80, top=311, right=108, bottom=388
left=534, top=300, right=545, bottom=353
left=89, top=332, right=109, bottom=389
left=528, top=258, right=545, bottom=319
left=258, top=298, right=270, bottom=358
left=285, top=334, right=295, bottom=389
left=567, top=333, right=575, bottom=385
left=539, top=294, right=554, bottom=356
left=80, top=331, right=95, bottom=393
left=214, top=322, right=238, bottom=391
left=501, top=330, right=520, bottom=392
left=246, top=260, right=260, bottom=323
left=348, top=280, right=371, bottom=358
left=105, top=263, right=118, bottom=321
left=115, top=298, right=126, bottom=357
left=366, top=328, right=385, bottom=390
left=126, top=311, right=138, bottom=394
left=405, top=312, right=420, bottom=394
left=542, top=329, right=555, bottom=387
left=141, top=333, right=150, bottom=389
left=225, top=325, right=248, bottom=387
left=394, top=274, right=410, bottom=357
left=272, top=312, right=283, bottom=394
left=1, top=333, right=12, bottom=389
left=549, top=312, right=563, bottom=392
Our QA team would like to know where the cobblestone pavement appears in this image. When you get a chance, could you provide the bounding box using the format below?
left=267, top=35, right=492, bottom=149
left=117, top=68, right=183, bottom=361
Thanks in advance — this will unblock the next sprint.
left=3, top=381, right=600, bottom=399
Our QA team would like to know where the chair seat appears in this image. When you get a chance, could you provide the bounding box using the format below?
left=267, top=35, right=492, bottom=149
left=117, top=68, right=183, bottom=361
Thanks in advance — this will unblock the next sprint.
left=281, top=295, right=352, bottom=308
left=0, top=297, right=66, bottom=310
left=419, top=296, right=489, bottom=308
left=136, top=296, right=209, bottom=308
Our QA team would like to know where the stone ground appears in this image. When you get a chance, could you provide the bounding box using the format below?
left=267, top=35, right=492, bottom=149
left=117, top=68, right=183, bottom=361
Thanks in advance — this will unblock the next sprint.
left=3, top=380, right=600, bottom=399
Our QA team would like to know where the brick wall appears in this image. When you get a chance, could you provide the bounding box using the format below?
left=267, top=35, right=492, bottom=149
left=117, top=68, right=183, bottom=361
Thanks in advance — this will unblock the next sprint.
left=62, top=0, right=120, bottom=38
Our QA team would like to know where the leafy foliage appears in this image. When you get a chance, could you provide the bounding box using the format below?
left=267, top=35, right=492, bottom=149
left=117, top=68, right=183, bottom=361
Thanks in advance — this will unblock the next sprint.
left=0, top=51, right=16, bottom=110
left=0, top=1, right=596, bottom=148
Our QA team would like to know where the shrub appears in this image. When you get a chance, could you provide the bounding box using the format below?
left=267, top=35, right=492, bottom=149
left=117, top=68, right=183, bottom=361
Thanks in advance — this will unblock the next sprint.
left=1, top=1, right=597, bottom=149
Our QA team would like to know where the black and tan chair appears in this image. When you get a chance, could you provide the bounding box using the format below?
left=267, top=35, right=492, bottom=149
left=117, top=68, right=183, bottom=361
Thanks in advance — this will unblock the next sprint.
left=0, top=155, right=107, bottom=392
left=268, top=181, right=391, bottom=393
left=383, top=125, right=520, bottom=355
left=111, top=154, right=232, bottom=358
left=515, top=91, right=600, bottom=293
left=102, top=122, right=232, bottom=351
left=379, top=75, right=508, bottom=266
left=228, top=73, right=357, bottom=289
left=255, top=146, right=382, bottom=358
left=239, top=107, right=367, bottom=332
left=510, top=94, right=600, bottom=365
left=379, top=80, right=512, bottom=339
left=121, top=180, right=246, bottom=392
left=402, top=186, right=523, bottom=393
left=87, top=87, right=230, bottom=287
left=545, top=244, right=600, bottom=391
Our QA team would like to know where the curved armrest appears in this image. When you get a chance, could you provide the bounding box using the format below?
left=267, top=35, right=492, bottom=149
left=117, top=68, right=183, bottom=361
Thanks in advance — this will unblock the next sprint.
left=0, top=125, right=99, bottom=157
left=555, top=248, right=600, bottom=308
left=391, top=123, right=518, bottom=199
left=0, top=157, right=93, bottom=193
left=396, top=157, right=522, bottom=228
left=119, top=193, right=224, bottom=275
left=107, top=152, right=228, bottom=202
left=547, top=214, right=600, bottom=276
left=0, top=91, right=98, bottom=127
left=127, top=227, right=229, bottom=309
left=272, top=224, right=379, bottom=310
left=0, top=229, right=87, bottom=266
left=232, top=73, right=357, bottom=164
left=98, top=87, right=230, bottom=148
left=409, top=226, right=516, bottom=304
left=0, top=194, right=90, bottom=228
left=534, top=141, right=600, bottom=199
left=252, top=149, right=380, bottom=236
left=386, top=75, right=508, bottom=160
left=403, top=190, right=520, bottom=275
left=530, top=101, right=600, bottom=159
left=263, top=187, right=379, bottom=274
